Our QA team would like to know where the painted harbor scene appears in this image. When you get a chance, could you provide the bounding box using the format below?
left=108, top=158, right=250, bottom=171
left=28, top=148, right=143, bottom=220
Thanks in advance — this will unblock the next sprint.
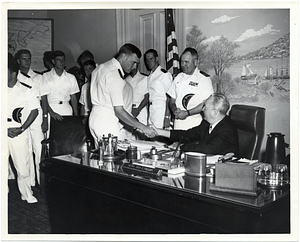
left=185, top=9, right=290, bottom=148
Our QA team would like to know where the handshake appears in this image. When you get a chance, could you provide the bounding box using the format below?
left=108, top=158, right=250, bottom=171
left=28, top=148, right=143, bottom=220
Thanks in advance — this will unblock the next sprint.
left=173, top=108, right=189, bottom=120
left=141, top=124, right=159, bottom=138
left=139, top=124, right=171, bottom=139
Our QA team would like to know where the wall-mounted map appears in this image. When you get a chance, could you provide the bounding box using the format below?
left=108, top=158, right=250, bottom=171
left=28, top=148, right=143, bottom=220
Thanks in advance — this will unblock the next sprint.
left=8, top=18, right=53, bottom=72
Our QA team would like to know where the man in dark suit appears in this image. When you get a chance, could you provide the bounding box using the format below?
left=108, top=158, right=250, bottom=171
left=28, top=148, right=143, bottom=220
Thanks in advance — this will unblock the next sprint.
left=153, top=93, right=239, bottom=156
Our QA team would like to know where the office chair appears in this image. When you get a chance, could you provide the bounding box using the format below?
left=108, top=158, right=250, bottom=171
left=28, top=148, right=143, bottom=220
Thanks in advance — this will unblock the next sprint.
left=229, top=104, right=266, bottom=160
left=40, top=116, right=93, bottom=198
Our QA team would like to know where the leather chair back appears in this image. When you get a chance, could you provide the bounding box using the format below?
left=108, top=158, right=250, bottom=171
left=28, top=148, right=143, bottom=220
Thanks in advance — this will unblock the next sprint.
left=229, top=105, right=266, bottom=160
left=47, top=116, right=93, bottom=157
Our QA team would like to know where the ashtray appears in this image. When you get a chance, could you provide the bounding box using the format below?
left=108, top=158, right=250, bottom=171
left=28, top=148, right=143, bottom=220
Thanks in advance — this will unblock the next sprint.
left=91, top=149, right=125, bottom=162
left=257, top=178, right=289, bottom=190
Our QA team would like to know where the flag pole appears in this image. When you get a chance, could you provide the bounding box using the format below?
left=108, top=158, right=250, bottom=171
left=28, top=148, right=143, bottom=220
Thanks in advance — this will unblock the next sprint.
left=165, top=9, right=180, bottom=78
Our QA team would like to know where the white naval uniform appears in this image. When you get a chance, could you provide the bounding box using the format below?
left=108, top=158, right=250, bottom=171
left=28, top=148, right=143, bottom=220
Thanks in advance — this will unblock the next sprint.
left=125, top=70, right=148, bottom=125
left=17, top=69, right=44, bottom=185
left=41, top=68, right=79, bottom=115
left=8, top=81, right=40, bottom=201
left=79, top=82, right=92, bottom=116
left=89, top=58, right=126, bottom=144
left=119, top=78, right=134, bottom=140
left=167, top=67, right=214, bottom=130
left=147, top=65, right=172, bottom=128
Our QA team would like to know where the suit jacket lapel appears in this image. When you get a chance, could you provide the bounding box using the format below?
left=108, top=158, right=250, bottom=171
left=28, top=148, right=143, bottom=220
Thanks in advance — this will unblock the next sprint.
left=207, top=116, right=227, bottom=139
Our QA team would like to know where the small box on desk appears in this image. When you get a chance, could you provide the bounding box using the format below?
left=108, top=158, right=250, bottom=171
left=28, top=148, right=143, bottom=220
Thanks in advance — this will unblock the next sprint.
left=211, top=162, right=259, bottom=196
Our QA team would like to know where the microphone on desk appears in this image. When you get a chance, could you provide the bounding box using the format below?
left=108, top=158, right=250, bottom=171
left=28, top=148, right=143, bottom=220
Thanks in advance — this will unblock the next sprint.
left=170, top=136, right=183, bottom=168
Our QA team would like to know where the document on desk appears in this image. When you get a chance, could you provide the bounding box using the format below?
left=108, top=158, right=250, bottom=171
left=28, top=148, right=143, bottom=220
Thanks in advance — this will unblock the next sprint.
left=118, top=140, right=167, bottom=153
left=207, top=155, right=223, bottom=165
left=206, top=156, right=258, bottom=165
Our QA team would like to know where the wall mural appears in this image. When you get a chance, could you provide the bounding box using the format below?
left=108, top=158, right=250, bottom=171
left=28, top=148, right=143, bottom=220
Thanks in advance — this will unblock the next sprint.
left=185, top=9, right=290, bottom=150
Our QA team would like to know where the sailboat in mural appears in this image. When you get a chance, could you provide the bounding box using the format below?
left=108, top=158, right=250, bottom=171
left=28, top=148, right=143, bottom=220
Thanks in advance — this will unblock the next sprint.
left=264, top=65, right=276, bottom=80
left=264, top=59, right=290, bottom=80
left=240, top=63, right=258, bottom=84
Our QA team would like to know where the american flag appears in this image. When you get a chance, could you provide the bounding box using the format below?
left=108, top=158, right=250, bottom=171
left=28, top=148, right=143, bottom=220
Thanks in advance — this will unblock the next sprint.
left=165, top=9, right=179, bottom=77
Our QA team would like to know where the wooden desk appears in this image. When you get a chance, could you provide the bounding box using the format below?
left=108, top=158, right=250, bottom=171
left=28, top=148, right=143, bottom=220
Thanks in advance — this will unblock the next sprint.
left=41, top=155, right=290, bottom=234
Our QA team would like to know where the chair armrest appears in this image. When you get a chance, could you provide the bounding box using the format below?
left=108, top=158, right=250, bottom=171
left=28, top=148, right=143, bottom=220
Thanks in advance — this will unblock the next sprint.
left=41, top=138, right=52, bottom=145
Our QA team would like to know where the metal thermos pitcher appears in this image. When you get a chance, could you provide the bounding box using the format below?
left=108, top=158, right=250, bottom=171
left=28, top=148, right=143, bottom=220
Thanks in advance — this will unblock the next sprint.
left=265, top=132, right=286, bottom=169
left=126, top=145, right=138, bottom=162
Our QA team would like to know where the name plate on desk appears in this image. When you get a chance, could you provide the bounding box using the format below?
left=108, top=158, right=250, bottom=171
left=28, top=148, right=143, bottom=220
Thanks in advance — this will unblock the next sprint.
left=122, top=163, right=163, bottom=179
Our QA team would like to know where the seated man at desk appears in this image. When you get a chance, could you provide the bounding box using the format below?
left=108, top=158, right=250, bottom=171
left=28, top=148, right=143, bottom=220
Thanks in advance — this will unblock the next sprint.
left=153, top=93, right=239, bottom=156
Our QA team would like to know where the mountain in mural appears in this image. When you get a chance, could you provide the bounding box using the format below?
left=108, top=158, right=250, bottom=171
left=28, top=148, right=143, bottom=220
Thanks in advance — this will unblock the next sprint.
left=237, top=33, right=290, bottom=60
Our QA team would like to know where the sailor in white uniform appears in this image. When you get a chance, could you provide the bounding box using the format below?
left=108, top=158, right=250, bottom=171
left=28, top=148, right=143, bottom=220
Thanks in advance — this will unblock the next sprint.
left=8, top=54, right=39, bottom=203
left=41, top=51, right=79, bottom=117
left=144, top=49, right=172, bottom=129
left=40, top=51, right=79, bottom=139
left=168, top=47, right=214, bottom=130
left=15, top=49, right=45, bottom=186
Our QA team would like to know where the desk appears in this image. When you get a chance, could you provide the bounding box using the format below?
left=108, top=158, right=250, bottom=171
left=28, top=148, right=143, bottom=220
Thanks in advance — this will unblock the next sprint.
left=41, top=155, right=290, bottom=234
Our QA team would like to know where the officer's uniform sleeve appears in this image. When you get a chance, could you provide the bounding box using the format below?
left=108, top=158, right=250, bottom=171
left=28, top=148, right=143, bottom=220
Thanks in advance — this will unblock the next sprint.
left=202, top=76, right=214, bottom=100
left=25, top=88, right=40, bottom=111
left=141, top=76, right=149, bottom=96
left=108, top=71, right=124, bottom=107
left=69, top=74, right=80, bottom=95
left=40, top=74, right=51, bottom=96
left=163, top=72, right=173, bottom=93
left=167, top=76, right=177, bottom=98
left=79, top=84, right=86, bottom=105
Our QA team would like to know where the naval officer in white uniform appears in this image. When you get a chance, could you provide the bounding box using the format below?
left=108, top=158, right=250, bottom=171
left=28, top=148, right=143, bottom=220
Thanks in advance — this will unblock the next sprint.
left=168, top=47, right=214, bottom=130
left=89, top=43, right=156, bottom=145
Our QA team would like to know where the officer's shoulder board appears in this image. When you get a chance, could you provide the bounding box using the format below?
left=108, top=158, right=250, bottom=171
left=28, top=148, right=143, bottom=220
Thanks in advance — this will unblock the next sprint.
left=41, top=69, right=51, bottom=74
left=161, top=68, right=167, bottom=73
left=33, top=70, right=42, bottom=75
left=20, top=81, right=32, bottom=89
left=200, top=70, right=210, bottom=77
left=20, top=72, right=31, bottom=78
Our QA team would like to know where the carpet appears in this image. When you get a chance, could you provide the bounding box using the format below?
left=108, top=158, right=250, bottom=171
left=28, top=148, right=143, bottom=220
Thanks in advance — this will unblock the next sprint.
left=8, top=179, right=51, bottom=234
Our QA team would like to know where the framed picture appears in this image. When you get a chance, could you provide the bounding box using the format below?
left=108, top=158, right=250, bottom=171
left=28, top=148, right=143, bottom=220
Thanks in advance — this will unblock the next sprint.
left=8, top=18, right=53, bottom=73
